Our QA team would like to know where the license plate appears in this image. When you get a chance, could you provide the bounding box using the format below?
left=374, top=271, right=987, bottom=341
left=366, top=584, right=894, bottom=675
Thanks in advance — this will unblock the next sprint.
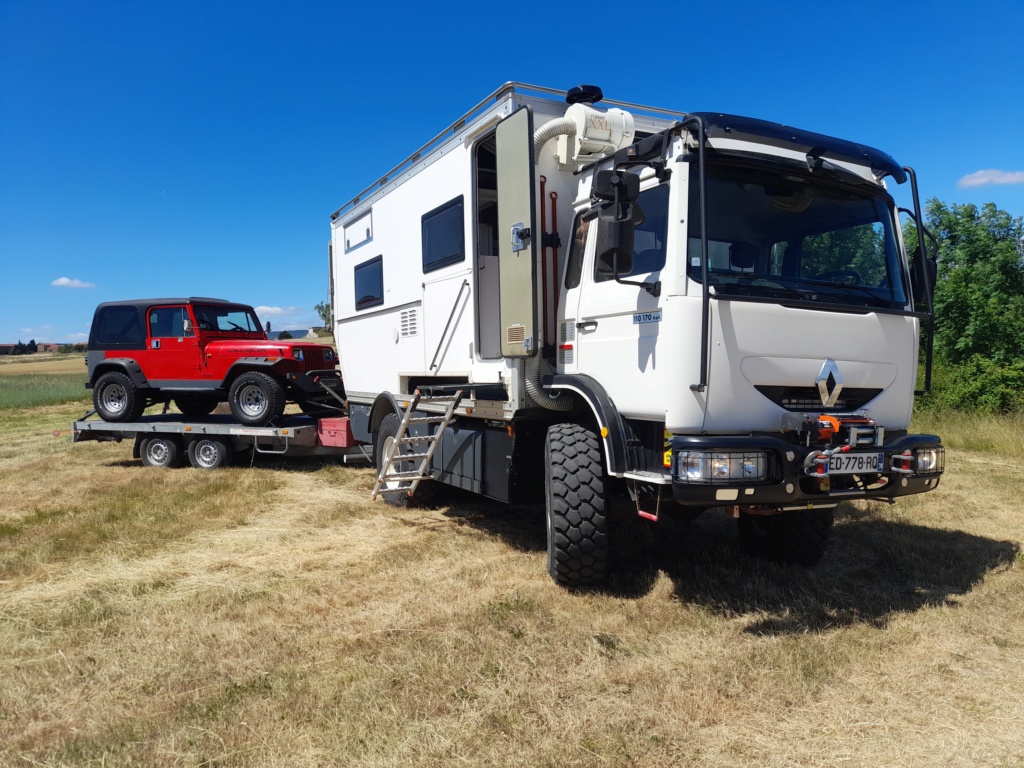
left=828, top=452, right=884, bottom=475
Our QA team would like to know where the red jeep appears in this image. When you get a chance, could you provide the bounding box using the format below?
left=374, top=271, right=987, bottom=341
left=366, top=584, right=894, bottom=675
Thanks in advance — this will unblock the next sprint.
left=86, top=298, right=343, bottom=426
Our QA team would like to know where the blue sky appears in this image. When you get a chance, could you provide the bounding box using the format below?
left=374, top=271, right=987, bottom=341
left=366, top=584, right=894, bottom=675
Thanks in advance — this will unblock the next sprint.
left=2, top=0, right=1022, bottom=344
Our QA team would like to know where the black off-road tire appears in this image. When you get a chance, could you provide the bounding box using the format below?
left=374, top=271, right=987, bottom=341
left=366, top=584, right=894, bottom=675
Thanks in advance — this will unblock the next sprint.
left=545, top=423, right=608, bottom=588
left=738, top=507, right=834, bottom=566
left=139, top=436, right=184, bottom=468
left=228, top=372, right=286, bottom=426
left=374, top=412, right=440, bottom=508
left=187, top=436, right=232, bottom=469
left=175, top=396, right=218, bottom=418
left=94, top=371, right=146, bottom=422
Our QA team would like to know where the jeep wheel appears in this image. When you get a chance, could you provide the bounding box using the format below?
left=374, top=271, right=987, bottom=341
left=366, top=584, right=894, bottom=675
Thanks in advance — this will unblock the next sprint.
left=228, top=372, right=285, bottom=426
left=139, top=436, right=183, bottom=468
left=187, top=436, right=231, bottom=469
left=175, top=396, right=218, bottom=418
left=545, top=423, right=609, bottom=588
left=94, top=371, right=146, bottom=422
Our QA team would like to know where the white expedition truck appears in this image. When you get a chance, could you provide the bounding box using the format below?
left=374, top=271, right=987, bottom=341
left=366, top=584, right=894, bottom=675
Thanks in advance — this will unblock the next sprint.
left=329, top=82, right=944, bottom=588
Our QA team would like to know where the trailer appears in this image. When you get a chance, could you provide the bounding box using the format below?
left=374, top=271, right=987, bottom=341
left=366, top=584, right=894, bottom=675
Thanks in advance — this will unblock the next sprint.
left=327, top=82, right=945, bottom=587
left=72, top=413, right=370, bottom=469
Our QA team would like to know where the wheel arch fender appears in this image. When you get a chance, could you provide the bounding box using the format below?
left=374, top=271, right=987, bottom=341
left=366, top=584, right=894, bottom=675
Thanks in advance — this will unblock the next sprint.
left=223, top=358, right=287, bottom=388
left=368, top=392, right=402, bottom=446
left=547, top=374, right=628, bottom=476
left=89, top=358, right=148, bottom=389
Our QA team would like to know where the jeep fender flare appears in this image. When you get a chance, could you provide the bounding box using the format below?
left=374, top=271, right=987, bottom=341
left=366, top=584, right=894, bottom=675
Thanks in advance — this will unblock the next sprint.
left=89, top=358, right=149, bottom=389
left=223, top=358, right=290, bottom=389
left=547, top=374, right=628, bottom=476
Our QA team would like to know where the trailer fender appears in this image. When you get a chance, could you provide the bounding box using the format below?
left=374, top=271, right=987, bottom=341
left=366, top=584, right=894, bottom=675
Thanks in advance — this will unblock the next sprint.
left=88, top=358, right=149, bottom=389
left=548, top=374, right=628, bottom=476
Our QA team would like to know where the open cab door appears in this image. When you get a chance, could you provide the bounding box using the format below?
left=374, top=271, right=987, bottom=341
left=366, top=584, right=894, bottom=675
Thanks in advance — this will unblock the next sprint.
left=496, top=106, right=537, bottom=358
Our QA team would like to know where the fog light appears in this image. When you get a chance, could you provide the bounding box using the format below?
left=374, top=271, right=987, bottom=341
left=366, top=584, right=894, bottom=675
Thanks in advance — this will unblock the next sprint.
left=675, top=450, right=769, bottom=484
left=914, top=446, right=944, bottom=474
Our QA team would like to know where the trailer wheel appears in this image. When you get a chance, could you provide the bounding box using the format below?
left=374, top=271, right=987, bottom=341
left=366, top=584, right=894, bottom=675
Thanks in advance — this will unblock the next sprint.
left=545, top=423, right=608, bottom=588
left=187, top=436, right=232, bottom=469
left=139, top=436, right=183, bottom=468
left=374, top=412, right=439, bottom=507
left=94, top=371, right=146, bottom=422
left=737, top=507, right=834, bottom=566
left=175, top=396, right=217, bottom=418
left=228, top=372, right=285, bottom=426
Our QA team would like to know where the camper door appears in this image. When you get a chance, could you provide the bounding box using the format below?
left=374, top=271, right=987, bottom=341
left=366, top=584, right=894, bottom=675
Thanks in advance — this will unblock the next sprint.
left=496, top=106, right=537, bottom=358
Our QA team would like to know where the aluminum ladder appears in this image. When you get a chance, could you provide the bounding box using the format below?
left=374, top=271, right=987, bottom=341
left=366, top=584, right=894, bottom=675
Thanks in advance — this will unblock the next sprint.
left=370, top=389, right=463, bottom=502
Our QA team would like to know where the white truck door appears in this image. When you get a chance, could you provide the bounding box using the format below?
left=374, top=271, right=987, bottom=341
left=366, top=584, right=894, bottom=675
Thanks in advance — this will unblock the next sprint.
left=496, top=106, right=537, bottom=358
left=570, top=182, right=669, bottom=419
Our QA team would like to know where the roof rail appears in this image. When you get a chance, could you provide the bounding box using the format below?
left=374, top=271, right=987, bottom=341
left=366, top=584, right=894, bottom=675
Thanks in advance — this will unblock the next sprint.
left=329, top=82, right=689, bottom=223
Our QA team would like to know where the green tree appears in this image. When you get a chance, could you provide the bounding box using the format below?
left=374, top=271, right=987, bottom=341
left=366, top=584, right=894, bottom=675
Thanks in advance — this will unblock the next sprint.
left=918, top=200, right=1024, bottom=365
left=277, top=330, right=293, bottom=340
left=314, top=300, right=332, bottom=328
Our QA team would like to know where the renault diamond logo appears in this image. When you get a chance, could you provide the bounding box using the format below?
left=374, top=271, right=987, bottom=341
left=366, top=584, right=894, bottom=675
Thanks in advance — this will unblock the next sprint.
left=816, top=359, right=843, bottom=408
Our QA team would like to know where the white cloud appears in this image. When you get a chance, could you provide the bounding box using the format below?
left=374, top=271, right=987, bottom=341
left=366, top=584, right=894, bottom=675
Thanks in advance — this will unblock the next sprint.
left=957, top=170, right=1024, bottom=189
left=254, top=305, right=302, bottom=317
left=51, top=276, right=95, bottom=288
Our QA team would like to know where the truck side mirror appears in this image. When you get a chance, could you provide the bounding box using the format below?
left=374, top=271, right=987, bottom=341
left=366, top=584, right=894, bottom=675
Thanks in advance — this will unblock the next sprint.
left=592, top=170, right=640, bottom=203
left=595, top=202, right=644, bottom=276
left=909, top=244, right=937, bottom=310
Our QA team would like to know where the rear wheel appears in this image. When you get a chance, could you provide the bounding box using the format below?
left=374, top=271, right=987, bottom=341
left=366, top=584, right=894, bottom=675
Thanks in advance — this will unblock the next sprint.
left=737, top=507, right=834, bottom=565
left=139, top=436, right=183, bottom=468
left=187, top=436, right=231, bottom=469
left=175, top=396, right=218, bottom=418
left=545, top=423, right=608, bottom=588
left=94, top=371, right=146, bottom=422
left=374, top=412, right=439, bottom=507
left=228, top=372, right=285, bottom=426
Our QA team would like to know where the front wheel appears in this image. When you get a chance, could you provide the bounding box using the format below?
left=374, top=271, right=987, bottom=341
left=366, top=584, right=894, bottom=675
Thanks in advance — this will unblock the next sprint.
left=545, top=423, right=608, bottom=588
left=228, top=372, right=285, bottom=426
left=374, top=412, right=440, bottom=507
left=187, top=436, right=231, bottom=469
left=737, top=507, right=834, bottom=566
left=94, top=371, right=146, bottom=422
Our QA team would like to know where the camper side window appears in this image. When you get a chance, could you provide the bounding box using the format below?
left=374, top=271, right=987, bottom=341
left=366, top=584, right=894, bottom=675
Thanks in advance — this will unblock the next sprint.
left=421, top=196, right=465, bottom=273
left=354, top=256, right=384, bottom=310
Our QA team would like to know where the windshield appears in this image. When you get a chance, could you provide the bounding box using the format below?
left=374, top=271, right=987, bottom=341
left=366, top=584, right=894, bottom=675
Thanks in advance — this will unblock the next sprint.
left=193, top=304, right=263, bottom=333
left=686, top=163, right=909, bottom=310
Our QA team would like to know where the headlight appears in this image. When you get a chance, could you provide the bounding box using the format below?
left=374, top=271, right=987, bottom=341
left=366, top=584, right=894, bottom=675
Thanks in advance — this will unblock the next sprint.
left=914, top=446, right=944, bottom=474
left=292, top=348, right=304, bottom=361
left=324, top=349, right=334, bottom=361
left=676, top=450, right=768, bottom=484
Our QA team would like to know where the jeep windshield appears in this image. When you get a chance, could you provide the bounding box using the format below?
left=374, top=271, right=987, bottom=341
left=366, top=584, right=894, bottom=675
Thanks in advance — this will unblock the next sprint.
left=686, top=162, right=909, bottom=311
left=193, top=304, right=263, bottom=334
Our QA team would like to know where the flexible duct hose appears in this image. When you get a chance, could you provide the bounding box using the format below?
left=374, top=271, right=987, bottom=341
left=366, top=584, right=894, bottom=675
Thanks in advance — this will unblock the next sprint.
left=532, top=117, right=576, bottom=165
left=525, top=354, right=574, bottom=411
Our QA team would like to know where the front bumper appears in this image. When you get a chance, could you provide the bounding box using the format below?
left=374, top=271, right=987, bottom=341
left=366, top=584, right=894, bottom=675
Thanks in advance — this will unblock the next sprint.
left=668, top=432, right=944, bottom=508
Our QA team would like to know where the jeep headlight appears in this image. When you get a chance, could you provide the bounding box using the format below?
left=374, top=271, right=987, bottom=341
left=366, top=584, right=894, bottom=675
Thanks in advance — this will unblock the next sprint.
left=675, top=450, right=768, bottom=484
left=324, top=349, right=334, bottom=361
left=292, top=349, right=304, bottom=361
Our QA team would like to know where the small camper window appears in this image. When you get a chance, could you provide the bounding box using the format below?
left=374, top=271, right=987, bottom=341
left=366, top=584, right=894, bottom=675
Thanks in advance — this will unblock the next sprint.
left=421, top=196, right=465, bottom=273
left=354, top=256, right=384, bottom=311
left=344, top=210, right=373, bottom=252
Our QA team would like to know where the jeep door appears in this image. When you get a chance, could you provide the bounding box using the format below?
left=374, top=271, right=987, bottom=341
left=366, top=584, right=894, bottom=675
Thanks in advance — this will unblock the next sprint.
left=145, top=305, right=203, bottom=385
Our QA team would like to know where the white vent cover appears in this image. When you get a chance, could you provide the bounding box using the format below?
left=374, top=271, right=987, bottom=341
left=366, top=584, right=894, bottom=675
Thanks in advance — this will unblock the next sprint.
left=506, top=324, right=526, bottom=345
left=400, top=308, right=418, bottom=337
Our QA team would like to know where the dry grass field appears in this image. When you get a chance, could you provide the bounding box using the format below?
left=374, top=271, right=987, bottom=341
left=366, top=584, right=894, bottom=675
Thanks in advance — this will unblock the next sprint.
left=1, top=364, right=1022, bottom=766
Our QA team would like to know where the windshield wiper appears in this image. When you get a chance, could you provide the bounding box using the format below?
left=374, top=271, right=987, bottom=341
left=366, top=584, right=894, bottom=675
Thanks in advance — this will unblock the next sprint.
left=799, top=278, right=891, bottom=307
left=713, top=273, right=811, bottom=300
